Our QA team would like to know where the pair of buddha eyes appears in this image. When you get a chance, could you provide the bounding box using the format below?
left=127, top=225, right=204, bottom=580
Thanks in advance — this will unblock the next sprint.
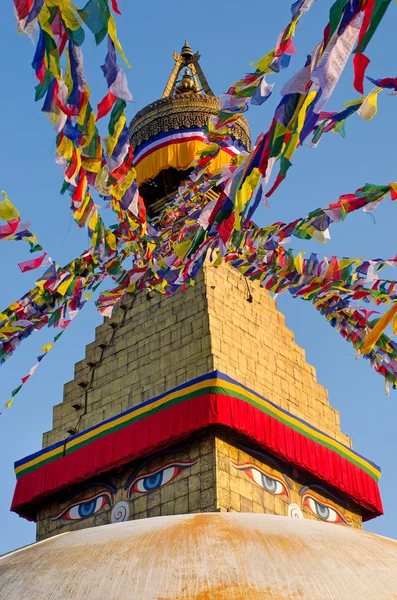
left=232, top=462, right=351, bottom=525
left=53, top=458, right=350, bottom=526
left=52, top=459, right=198, bottom=521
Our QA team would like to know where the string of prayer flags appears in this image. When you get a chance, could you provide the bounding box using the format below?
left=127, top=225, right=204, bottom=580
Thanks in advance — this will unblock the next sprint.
left=4, top=330, right=66, bottom=410
left=15, top=0, right=133, bottom=262
left=7, top=0, right=397, bottom=402
left=0, top=192, right=42, bottom=253
left=211, top=0, right=316, bottom=136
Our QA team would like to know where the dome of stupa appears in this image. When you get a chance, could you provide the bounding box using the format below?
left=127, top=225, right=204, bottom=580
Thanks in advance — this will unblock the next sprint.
left=1, top=513, right=397, bottom=599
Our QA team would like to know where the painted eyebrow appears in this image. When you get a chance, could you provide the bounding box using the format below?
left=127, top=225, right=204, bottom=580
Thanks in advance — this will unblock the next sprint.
left=233, top=450, right=292, bottom=490
left=124, top=459, right=157, bottom=491
left=232, top=461, right=291, bottom=490
left=236, top=443, right=289, bottom=473
left=63, top=481, right=117, bottom=503
left=123, top=444, right=191, bottom=491
left=299, top=484, right=342, bottom=503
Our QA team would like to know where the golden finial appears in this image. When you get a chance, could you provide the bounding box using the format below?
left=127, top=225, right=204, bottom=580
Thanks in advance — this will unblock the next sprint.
left=181, top=41, right=193, bottom=63
left=176, top=69, right=197, bottom=94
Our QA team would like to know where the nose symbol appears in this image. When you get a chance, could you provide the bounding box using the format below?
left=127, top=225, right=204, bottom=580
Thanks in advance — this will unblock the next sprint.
left=111, top=501, right=129, bottom=523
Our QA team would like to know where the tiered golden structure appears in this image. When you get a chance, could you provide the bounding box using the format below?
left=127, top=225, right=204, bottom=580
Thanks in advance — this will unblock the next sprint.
left=129, top=43, right=250, bottom=215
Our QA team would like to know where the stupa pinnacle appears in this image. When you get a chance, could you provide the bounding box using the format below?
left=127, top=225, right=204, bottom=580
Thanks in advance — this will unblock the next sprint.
left=129, top=42, right=250, bottom=215
left=162, top=41, right=214, bottom=98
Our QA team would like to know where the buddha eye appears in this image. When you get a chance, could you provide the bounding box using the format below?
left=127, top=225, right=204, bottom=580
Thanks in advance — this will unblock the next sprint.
left=128, top=460, right=198, bottom=497
left=301, top=492, right=352, bottom=525
left=232, top=462, right=289, bottom=496
left=52, top=492, right=113, bottom=521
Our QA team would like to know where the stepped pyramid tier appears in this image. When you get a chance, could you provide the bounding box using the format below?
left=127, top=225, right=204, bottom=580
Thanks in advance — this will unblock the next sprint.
left=12, top=263, right=382, bottom=538
left=10, top=43, right=383, bottom=564
left=129, top=42, right=251, bottom=215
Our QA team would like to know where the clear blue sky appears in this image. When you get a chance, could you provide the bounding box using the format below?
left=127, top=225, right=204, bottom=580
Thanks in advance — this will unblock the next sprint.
left=1, top=1, right=397, bottom=554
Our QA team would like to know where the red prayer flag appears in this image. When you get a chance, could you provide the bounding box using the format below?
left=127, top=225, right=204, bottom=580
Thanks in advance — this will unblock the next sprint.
left=97, top=91, right=117, bottom=120
left=137, top=195, right=147, bottom=224
left=265, top=173, right=284, bottom=198
left=281, top=37, right=296, bottom=56
left=18, top=252, right=48, bottom=273
left=353, top=53, right=370, bottom=94
left=14, top=0, right=33, bottom=20
left=110, top=0, right=122, bottom=14
left=73, top=168, right=87, bottom=202
left=110, top=146, right=134, bottom=181
left=0, top=219, right=20, bottom=240
left=217, top=212, right=235, bottom=245
left=389, top=184, right=397, bottom=201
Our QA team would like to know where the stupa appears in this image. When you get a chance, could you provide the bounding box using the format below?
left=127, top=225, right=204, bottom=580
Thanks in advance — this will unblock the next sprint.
left=2, top=44, right=397, bottom=599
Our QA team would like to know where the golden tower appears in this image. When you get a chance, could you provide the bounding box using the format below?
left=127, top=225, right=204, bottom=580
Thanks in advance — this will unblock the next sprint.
left=11, top=44, right=382, bottom=543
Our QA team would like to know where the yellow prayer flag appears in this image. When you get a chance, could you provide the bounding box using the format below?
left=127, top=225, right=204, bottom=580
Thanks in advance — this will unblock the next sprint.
left=360, top=303, right=397, bottom=354
left=159, top=279, right=168, bottom=293
left=57, top=136, right=74, bottom=161
left=81, top=112, right=97, bottom=148
left=8, top=302, right=20, bottom=311
left=105, top=114, right=127, bottom=156
left=235, top=169, right=260, bottom=231
left=296, top=91, right=317, bottom=135
left=108, top=15, right=131, bottom=67
left=56, top=0, right=83, bottom=31
left=294, top=251, right=304, bottom=274
left=88, top=209, right=99, bottom=233
left=0, top=191, right=20, bottom=221
left=358, top=88, right=382, bottom=121
left=57, top=277, right=73, bottom=296
left=64, top=50, right=73, bottom=97
left=250, top=50, right=275, bottom=73
left=106, top=230, right=117, bottom=252
left=343, top=97, right=365, bottom=108
left=112, top=168, right=137, bottom=200
left=5, top=397, right=14, bottom=409
left=77, top=88, right=90, bottom=127
left=174, top=241, right=191, bottom=260
left=40, top=342, right=55, bottom=353
left=212, top=254, right=223, bottom=267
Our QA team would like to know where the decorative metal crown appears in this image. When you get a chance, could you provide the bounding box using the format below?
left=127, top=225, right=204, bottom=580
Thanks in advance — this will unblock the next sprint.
left=129, top=43, right=251, bottom=152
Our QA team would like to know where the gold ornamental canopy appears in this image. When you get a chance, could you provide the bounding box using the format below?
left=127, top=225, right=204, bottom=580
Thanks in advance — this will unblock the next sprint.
left=129, top=42, right=251, bottom=151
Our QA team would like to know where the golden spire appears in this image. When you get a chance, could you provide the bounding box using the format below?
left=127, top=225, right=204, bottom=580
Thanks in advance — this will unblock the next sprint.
left=162, top=41, right=215, bottom=98
left=180, top=41, right=193, bottom=62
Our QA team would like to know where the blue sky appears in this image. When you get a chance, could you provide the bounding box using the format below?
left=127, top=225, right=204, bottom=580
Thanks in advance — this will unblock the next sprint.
left=1, top=1, right=397, bottom=554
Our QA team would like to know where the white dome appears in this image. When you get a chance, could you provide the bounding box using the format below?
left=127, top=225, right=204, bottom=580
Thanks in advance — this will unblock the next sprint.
left=1, top=513, right=397, bottom=599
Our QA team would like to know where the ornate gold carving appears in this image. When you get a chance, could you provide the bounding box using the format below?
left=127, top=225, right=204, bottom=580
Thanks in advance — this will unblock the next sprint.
left=129, top=94, right=251, bottom=151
